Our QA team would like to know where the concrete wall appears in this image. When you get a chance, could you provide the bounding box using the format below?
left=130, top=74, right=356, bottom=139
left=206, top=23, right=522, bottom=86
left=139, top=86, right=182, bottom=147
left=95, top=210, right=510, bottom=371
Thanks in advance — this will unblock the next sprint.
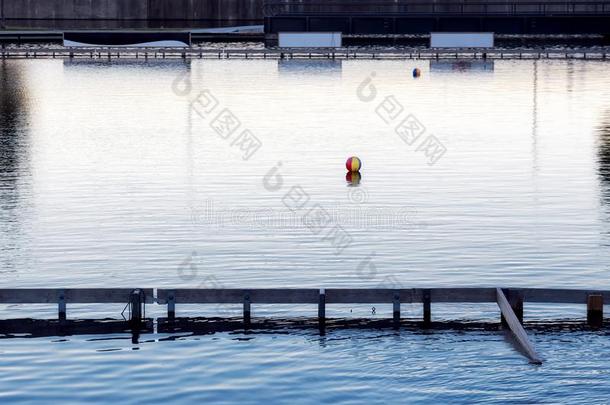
left=1, top=0, right=264, bottom=29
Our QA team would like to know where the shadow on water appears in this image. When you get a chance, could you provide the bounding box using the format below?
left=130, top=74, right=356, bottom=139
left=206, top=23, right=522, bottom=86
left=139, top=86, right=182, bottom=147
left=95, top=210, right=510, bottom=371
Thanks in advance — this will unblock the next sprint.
left=62, top=59, right=192, bottom=70
left=277, top=60, right=343, bottom=77
left=1, top=317, right=606, bottom=341
left=0, top=61, right=31, bottom=273
left=429, top=60, right=494, bottom=74
left=0, top=61, right=27, bottom=180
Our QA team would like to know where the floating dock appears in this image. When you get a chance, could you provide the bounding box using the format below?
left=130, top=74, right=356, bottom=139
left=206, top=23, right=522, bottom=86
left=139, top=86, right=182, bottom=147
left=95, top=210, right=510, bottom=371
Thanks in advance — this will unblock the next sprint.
left=1, top=287, right=608, bottom=364
left=1, top=47, right=609, bottom=60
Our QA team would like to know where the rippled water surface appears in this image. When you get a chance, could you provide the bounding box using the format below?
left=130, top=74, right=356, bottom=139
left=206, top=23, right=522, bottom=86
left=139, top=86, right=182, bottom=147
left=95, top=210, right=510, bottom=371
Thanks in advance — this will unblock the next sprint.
left=1, top=58, right=610, bottom=402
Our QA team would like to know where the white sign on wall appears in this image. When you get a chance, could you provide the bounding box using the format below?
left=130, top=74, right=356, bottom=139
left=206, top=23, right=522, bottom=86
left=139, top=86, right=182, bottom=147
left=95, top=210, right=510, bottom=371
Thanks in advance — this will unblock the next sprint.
left=430, top=32, right=494, bottom=48
left=278, top=32, right=342, bottom=48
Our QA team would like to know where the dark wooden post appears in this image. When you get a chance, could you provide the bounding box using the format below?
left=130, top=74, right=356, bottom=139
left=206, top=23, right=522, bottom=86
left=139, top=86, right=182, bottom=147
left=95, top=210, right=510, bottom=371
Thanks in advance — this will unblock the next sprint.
left=393, top=291, right=400, bottom=329
left=128, top=289, right=144, bottom=343
left=0, top=0, right=5, bottom=30
left=587, top=294, right=604, bottom=328
left=129, top=289, right=144, bottom=327
left=318, top=288, right=326, bottom=335
left=501, top=289, right=524, bottom=326
left=423, top=289, right=431, bottom=327
left=58, top=290, right=66, bottom=322
left=167, top=291, right=175, bottom=321
left=243, top=292, right=251, bottom=326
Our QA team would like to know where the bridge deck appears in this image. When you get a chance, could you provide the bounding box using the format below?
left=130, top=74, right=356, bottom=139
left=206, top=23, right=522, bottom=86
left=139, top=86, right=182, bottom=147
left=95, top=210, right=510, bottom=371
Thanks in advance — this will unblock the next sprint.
left=264, top=0, right=610, bottom=35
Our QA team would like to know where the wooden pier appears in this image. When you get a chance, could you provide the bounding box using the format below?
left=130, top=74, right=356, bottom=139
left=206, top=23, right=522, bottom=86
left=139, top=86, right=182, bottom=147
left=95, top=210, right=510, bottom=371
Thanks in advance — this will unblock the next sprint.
left=1, top=47, right=609, bottom=60
left=1, top=287, right=608, bottom=364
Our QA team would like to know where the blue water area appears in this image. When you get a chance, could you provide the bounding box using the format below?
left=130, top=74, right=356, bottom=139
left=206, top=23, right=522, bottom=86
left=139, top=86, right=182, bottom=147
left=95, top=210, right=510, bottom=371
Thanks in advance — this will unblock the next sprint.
left=1, top=58, right=610, bottom=402
left=1, top=329, right=610, bottom=403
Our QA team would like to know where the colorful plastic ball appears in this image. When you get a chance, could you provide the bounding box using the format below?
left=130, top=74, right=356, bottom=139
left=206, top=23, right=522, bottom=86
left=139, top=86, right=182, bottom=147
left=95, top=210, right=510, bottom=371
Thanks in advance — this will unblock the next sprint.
left=413, top=68, right=421, bottom=78
left=345, top=156, right=362, bottom=172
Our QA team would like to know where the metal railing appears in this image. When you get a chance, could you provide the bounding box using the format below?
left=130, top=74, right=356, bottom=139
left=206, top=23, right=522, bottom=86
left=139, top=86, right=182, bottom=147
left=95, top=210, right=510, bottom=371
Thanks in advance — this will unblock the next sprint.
left=264, top=0, right=610, bottom=16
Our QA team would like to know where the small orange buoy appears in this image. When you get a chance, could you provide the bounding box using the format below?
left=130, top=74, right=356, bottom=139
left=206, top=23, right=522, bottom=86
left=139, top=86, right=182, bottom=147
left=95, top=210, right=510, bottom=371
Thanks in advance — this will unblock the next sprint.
left=413, top=68, right=421, bottom=78
left=345, top=156, right=362, bottom=172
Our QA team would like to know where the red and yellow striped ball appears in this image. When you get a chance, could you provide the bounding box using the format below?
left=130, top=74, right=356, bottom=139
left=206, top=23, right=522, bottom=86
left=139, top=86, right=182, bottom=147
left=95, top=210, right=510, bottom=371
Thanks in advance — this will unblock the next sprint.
left=345, top=156, right=362, bottom=172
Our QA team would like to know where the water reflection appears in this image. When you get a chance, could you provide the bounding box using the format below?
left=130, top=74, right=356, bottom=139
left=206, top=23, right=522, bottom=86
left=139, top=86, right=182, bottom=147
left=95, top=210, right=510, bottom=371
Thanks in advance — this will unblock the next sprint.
left=429, top=60, right=494, bottom=73
left=278, top=60, right=343, bottom=76
left=0, top=61, right=27, bottom=179
left=597, top=112, right=610, bottom=206
left=62, top=59, right=192, bottom=70
left=531, top=60, right=539, bottom=173
left=345, top=171, right=361, bottom=186
left=0, top=61, right=30, bottom=272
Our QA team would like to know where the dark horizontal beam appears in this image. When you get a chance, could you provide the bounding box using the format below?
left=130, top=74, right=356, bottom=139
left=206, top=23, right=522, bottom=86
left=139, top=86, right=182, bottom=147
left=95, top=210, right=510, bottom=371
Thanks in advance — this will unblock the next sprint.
left=1, top=288, right=608, bottom=305
left=266, top=15, right=610, bottom=35
left=264, top=0, right=610, bottom=17
left=158, top=289, right=320, bottom=304
left=158, top=288, right=610, bottom=304
left=0, top=289, right=155, bottom=304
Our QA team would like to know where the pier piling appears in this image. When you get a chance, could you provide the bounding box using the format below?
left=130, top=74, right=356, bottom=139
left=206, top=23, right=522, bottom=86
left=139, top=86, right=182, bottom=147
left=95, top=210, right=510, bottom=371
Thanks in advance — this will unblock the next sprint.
left=243, top=292, right=251, bottom=326
left=393, top=291, right=400, bottom=329
left=587, top=294, right=604, bottom=328
left=129, top=289, right=145, bottom=327
left=319, top=288, right=326, bottom=335
left=167, top=291, right=176, bottom=320
left=58, top=289, right=66, bottom=322
left=423, top=289, right=431, bottom=326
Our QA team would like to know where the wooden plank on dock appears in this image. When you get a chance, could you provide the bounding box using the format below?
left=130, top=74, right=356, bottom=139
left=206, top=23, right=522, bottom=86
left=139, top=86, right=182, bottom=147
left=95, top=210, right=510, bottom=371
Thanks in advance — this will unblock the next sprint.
left=157, top=288, right=498, bottom=305
left=523, top=288, right=610, bottom=304
left=324, top=288, right=498, bottom=303
left=157, top=287, right=610, bottom=305
left=157, top=288, right=319, bottom=304
left=3, top=288, right=610, bottom=305
left=429, top=288, right=497, bottom=303
left=0, top=288, right=154, bottom=304
left=496, top=288, right=543, bottom=364
left=325, top=288, right=409, bottom=303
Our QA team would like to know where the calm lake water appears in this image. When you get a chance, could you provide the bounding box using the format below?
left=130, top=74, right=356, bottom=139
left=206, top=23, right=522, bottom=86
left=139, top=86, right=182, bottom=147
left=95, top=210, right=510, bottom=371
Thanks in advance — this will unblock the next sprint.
left=1, top=58, right=610, bottom=403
